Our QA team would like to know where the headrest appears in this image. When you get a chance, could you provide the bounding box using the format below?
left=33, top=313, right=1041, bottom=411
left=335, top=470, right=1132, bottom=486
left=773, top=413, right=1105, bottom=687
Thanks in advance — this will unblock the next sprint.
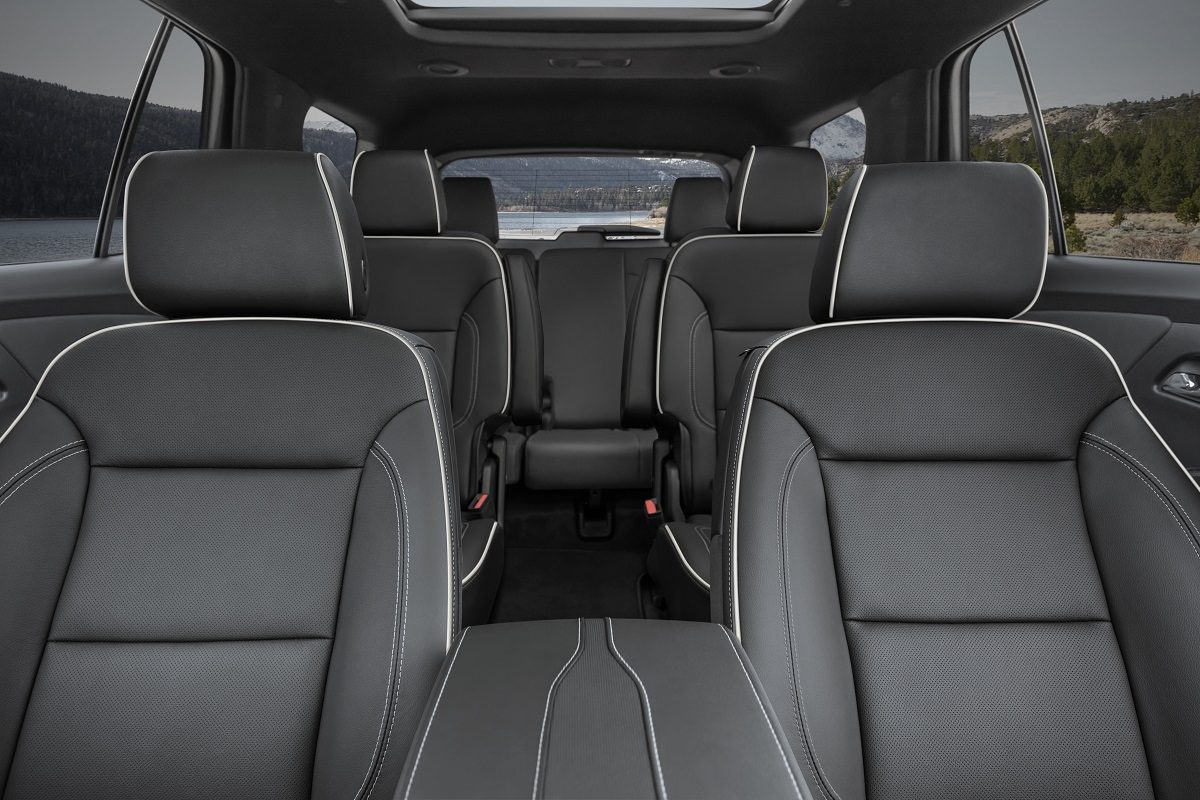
left=664, top=177, right=729, bottom=243
left=444, top=177, right=500, bottom=243
left=809, top=161, right=1049, bottom=323
left=125, top=150, right=366, bottom=319
left=351, top=150, right=447, bottom=236
left=727, top=146, right=828, bottom=233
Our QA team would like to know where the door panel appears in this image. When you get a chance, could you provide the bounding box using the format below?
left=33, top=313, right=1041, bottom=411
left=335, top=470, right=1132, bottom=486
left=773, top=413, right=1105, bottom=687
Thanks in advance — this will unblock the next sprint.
left=0, top=256, right=153, bottom=430
left=1031, top=254, right=1200, bottom=473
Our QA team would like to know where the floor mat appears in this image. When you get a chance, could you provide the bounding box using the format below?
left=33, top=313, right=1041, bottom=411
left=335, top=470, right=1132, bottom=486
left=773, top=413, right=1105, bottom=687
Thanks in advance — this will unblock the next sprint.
left=491, top=547, right=648, bottom=622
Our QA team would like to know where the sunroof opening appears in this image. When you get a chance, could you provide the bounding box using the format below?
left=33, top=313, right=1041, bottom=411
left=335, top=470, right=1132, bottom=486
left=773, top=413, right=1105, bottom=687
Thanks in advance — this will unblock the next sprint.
left=413, top=1, right=773, bottom=8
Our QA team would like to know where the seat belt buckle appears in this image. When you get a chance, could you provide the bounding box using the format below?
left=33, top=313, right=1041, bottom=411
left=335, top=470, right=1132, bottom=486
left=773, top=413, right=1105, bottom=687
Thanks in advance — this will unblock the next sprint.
left=644, top=497, right=664, bottom=527
left=468, top=492, right=491, bottom=515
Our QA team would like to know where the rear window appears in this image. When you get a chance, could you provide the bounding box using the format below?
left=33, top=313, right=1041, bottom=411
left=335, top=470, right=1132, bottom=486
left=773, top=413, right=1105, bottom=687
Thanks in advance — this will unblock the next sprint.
left=442, top=155, right=723, bottom=238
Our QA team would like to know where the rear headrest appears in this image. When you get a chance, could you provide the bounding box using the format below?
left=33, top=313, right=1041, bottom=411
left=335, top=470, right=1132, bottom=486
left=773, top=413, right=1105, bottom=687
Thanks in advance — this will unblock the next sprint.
left=727, top=146, right=828, bottom=234
left=351, top=150, right=447, bottom=236
left=664, top=177, right=729, bottom=243
left=444, top=177, right=500, bottom=243
left=809, top=161, right=1049, bottom=323
left=125, top=150, right=366, bottom=319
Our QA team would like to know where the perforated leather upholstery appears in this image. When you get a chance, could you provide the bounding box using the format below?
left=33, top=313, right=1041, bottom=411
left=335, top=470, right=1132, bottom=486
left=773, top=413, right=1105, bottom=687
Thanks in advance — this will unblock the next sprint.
left=0, top=150, right=458, bottom=800
left=719, top=161, right=1200, bottom=799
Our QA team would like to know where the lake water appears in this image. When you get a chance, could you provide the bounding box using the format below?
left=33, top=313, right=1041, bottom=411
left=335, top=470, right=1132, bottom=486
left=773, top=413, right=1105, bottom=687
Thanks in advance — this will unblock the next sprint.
left=498, top=211, right=659, bottom=237
left=0, top=219, right=124, bottom=266
left=0, top=211, right=655, bottom=266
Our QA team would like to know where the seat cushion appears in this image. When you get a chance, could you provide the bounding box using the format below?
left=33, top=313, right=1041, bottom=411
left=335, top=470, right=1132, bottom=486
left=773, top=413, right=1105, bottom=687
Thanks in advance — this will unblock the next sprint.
left=524, top=428, right=656, bottom=490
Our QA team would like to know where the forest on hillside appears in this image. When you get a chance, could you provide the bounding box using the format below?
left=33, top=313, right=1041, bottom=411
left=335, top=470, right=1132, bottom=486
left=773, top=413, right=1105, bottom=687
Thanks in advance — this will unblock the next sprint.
left=969, top=93, right=1200, bottom=225
left=0, top=71, right=201, bottom=219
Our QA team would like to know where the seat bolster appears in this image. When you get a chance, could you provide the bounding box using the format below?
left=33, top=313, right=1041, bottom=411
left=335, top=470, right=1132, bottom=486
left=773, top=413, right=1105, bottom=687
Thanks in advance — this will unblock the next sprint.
left=657, top=274, right=716, bottom=512
left=312, top=356, right=459, bottom=799
left=0, top=400, right=89, bottom=790
left=717, top=383, right=868, bottom=800
left=1078, top=396, right=1200, bottom=797
left=622, top=257, right=666, bottom=426
left=449, top=277, right=511, bottom=501
left=504, top=253, right=544, bottom=426
left=646, top=520, right=712, bottom=622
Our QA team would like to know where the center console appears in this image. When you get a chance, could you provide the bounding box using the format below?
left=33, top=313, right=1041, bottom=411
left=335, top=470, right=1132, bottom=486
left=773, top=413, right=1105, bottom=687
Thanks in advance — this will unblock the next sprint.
left=397, top=618, right=807, bottom=800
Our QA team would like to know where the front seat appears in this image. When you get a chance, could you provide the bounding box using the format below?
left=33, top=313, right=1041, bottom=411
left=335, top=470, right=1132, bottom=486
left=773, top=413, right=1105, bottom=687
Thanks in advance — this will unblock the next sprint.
left=718, top=160, right=1200, bottom=799
left=0, top=150, right=459, bottom=800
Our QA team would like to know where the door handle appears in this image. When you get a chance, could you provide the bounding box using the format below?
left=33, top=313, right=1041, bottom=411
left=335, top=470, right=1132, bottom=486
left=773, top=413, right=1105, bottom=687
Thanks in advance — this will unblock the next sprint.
left=1161, top=372, right=1200, bottom=402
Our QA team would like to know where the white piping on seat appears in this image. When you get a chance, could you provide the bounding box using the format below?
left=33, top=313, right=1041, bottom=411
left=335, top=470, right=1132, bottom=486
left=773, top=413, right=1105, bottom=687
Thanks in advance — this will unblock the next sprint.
left=825, top=164, right=866, bottom=321
left=653, top=232, right=822, bottom=416
left=363, top=235, right=513, bottom=416
left=315, top=153, right=357, bottom=318
left=735, top=145, right=757, bottom=233
left=460, top=521, right=499, bottom=587
left=662, top=524, right=710, bottom=591
left=120, top=152, right=157, bottom=315
left=424, top=149, right=443, bottom=234
left=726, top=316, right=1200, bottom=640
left=0, top=317, right=458, bottom=653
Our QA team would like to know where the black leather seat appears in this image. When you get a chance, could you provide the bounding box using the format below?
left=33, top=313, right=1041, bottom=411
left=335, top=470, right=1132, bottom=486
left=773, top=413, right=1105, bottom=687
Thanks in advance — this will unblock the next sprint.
left=353, top=151, right=541, bottom=624
left=523, top=177, right=736, bottom=493
left=718, top=160, right=1200, bottom=799
left=523, top=245, right=665, bottom=491
left=647, top=146, right=827, bottom=620
left=0, top=150, right=458, bottom=799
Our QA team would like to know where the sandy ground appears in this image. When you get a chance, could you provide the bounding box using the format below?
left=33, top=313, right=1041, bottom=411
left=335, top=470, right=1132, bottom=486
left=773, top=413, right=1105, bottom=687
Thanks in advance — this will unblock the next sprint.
left=1073, top=212, right=1200, bottom=262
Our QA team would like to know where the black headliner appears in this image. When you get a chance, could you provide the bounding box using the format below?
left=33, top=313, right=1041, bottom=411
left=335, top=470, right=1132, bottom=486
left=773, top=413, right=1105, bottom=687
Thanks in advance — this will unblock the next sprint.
left=152, top=0, right=1038, bottom=156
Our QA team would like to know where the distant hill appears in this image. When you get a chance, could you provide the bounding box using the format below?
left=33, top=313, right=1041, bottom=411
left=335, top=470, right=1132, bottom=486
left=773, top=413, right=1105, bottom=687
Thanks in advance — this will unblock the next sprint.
left=0, top=71, right=200, bottom=219
left=970, top=92, right=1200, bottom=216
left=6, top=68, right=1193, bottom=222
left=810, top=113, right=867, bottom=167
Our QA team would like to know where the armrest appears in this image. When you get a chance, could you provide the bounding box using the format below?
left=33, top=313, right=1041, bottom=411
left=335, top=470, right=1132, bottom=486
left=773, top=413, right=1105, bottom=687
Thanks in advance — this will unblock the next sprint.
left=399, top=618, right=809, bottom=800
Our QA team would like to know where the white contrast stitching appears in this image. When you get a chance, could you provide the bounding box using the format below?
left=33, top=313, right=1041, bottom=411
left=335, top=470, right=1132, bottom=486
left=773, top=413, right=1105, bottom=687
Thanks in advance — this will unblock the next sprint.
left=718, top=626, right=804, bottom=800
left=402, top=629, right=470, bottom=800
left=533, top=618, right=584, bottom=799
left=1084, top=432, right=1200, bottom=536
left=607, top=619, right=668, bottom=800
left=689, top=311, right=716, bottom=430
left=1082, top=441, right=1200, bottom=564
left=0, top=440, right=84, bottom=496
left=776, top=441, right=842, bottom=800
left=360, top=444, right=410, bottom=800
left=0, top=449, right=88, bottom=510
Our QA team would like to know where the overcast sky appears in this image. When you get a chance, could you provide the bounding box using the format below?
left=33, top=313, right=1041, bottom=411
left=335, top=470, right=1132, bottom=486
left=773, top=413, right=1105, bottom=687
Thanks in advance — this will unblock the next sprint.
left=1, top=0, right=1196, bottom=118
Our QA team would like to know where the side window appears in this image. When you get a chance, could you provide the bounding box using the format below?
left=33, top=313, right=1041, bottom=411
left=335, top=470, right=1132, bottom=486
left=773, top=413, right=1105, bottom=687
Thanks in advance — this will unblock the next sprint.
left=967, top=32, right=1060, bottom=250
left=303, top=108, right=357, bottom=183
left=810, top=109, right=867, bottom=207
left=973, top=2, right=1200, bottom=264
left=0, top=0, right=177, bottom=265
left=110, top=28, right=206, bottom=255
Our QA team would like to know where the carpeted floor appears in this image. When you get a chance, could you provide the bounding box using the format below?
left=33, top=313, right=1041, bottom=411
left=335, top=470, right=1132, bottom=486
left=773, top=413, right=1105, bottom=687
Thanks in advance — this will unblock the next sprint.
left=491, top=548, right=648, bottom=621
left=490, top=489, right=657, bottom=622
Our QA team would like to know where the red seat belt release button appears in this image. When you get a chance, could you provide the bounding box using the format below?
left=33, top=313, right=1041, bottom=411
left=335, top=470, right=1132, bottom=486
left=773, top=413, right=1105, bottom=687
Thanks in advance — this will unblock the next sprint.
left=470, top=493, right=489, bottom=512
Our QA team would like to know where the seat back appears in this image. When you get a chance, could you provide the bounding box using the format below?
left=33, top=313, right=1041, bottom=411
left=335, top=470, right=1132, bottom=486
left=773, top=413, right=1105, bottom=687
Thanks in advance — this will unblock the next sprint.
left=353, top=151, right=513, bottom=503
left=0, top=151, right=457, bottom=800
left=721, top=161, right=1200, bottom=799
left=657, top=146, right=827, bottom=515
